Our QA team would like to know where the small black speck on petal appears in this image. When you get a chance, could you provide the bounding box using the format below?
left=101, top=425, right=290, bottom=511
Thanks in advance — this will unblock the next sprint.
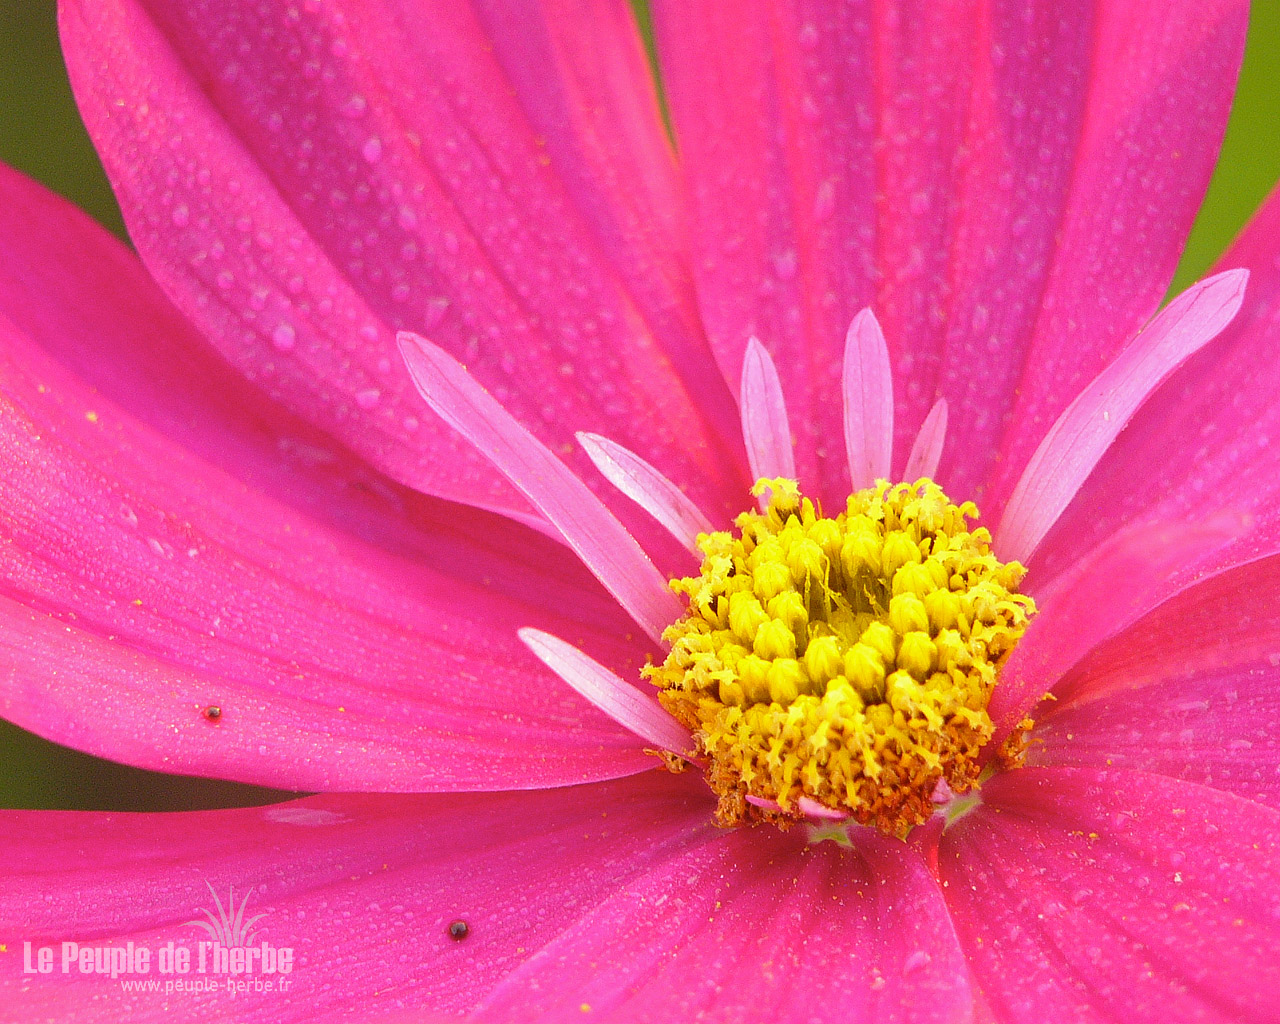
left=202, top=705, right=222, bottom=721
left=448, top=920, right=469, bottom=941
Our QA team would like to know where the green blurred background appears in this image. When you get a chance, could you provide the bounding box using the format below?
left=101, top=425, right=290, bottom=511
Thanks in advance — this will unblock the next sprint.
left=0, top=2, right=1277, bottom=810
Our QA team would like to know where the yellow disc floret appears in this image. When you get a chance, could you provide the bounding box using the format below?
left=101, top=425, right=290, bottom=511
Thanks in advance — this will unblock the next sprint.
left=646, top=478, right=1036, bottom=835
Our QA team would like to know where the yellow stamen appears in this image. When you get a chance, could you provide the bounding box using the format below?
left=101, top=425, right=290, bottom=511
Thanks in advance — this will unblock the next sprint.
left=646, top=478, right=1036, bottom=835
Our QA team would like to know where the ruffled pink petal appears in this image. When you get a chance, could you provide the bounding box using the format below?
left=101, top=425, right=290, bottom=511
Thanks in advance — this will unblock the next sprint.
left=650, top=1, right=1246, bottom=508
left=476, top=825, right=972, bottom=1023
left=986, top=515, right=1246, bottom=753
left=1031, top=554, right=1280, bottom=810
left=1031, top=188, right=1280, bottom=590
left=577, top=432, right=717, bottom=553
left=941, top=767, right=1280, bottom=1024
left=60, top=0, right=747, bottom=529
left=0, top=308, right=653, bottom=792
left=903, top=399, right=948, bottom=483
left=996, top=270, right=1246, bottom=564
left=400, top=333, right=682, bottom=644
left=0, top=775, right=719, bottom=1021
left=739, top=336, right=798, bottom=487
left=519, top=629, right=691, bottom=755
left=843, top=308, right=895, bottom=491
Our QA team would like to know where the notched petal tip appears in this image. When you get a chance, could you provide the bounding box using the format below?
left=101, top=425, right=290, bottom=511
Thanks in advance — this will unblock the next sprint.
left=518, top=627, right=692, bottom=756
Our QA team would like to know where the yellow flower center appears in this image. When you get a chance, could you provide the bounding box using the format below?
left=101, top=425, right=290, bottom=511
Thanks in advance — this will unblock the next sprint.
left=646, top=478, right=1036, bottom=835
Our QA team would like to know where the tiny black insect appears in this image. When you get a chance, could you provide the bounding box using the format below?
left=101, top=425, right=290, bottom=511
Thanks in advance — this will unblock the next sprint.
left=202, top=705, right=222, bottom=721
left=448, top=920, right=469, bottom=941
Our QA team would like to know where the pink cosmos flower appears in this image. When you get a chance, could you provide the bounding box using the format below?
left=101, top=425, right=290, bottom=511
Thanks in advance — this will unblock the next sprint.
left=3, top=0, right=1280, bottom=1021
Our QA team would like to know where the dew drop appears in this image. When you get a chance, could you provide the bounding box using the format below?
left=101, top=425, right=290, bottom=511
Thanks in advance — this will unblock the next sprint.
left=171, top=203, right=190, bottom=227
left=362, top=137, right=383, bottom=163
left=342, top=94, right=367, bottom=118
left=798, top=23, right=819, bottom=50
left=355, top=388, right=381, bottom=410
left=391, top=283, right=411, bottom=302
left=216, top=270, right=235, bottom=290
left=272, top=323, right=298, bottom=352
left=902, top=950, right=931, bottom=975
left=423, top=296, right=450, bottom=328
left=813, top=179, right=836, bottom=221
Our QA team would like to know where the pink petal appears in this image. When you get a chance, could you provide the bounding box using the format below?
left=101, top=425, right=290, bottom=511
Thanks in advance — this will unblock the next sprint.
left=996, top=269, right=1247, bottom=564
left=795, top=796, right=851, bottom=821
left=0, top=164, right=537, bottom=578
left=0, top=305, right=652, bottom=792
left=941, top=766, right=1280, bottom=1024
left=0, top=775, right=719, bottom=1021
left=903, top=398, right=948, bottom=482
left=843, top=308, right=895, bottom=490
left=986, top=514, right=1246, bottom=754
left=739, top=336, right=797, bottom=486
left=60, top=0, right=747, bottom=531
left=650, top=1, right=1247, bottom=508
left=477, top=825, right=972, bottom=1023
left=400, top=333, right=682, bottom=644
left=519, top=629, right=692, bottom=755
left=1031, top=553, right=1280, bottom=810
left=577, top=432, right=716, bottom=554
left=1030, top=187, right=1280, bottom=592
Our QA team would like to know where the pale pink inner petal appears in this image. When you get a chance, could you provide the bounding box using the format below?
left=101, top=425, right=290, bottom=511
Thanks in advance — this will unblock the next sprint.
left=577, top=432, right=715, bottom=554
left=986, top=514, right=1246, bottom=756
left=903, top=398, right=949, bottom=482
left=739, top=336, right=797, bottom=491
left=745, top=794, right=783, bottom=812
left=843, top=309, right=895, bottom=491
left=400, top=333, right=682, bottom=644
left=519, top=629, right=691, bottom=756
left=996, top=269, right=1248, bottom=563
left=795, top=797, right=850, bottom=821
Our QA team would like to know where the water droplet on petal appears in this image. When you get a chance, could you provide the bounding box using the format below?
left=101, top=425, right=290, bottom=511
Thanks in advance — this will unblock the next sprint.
left=272, top=323, right=297, bottom=352
left=903, top=950, right=931, bottom=976
left=814, top=179, right=836, bottom=221
left=171, top=204, right=190, bottom=227
left=355, top=388, right=381, bottom=410
left=423, top=297, right=450, bottom=328
left=362, top=137, right=383, bottom=163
